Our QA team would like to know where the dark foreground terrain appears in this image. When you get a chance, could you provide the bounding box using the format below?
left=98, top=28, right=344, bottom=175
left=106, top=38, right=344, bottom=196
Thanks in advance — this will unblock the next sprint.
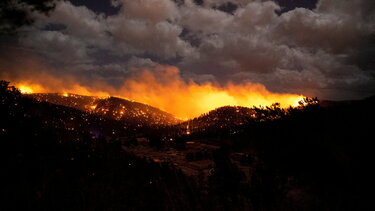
left=1, top=80, right=374, bottom=210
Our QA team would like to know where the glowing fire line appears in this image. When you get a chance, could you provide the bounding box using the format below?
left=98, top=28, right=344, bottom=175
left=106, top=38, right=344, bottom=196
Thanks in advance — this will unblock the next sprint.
left=9, top=67, right=304, bottom=119
left=14, top=82, right=304, bottom=119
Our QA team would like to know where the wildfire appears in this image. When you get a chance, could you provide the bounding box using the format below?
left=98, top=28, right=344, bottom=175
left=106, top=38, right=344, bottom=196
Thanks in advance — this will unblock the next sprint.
left=18, top=85, right=34, bottom=94
left=17, top=84, right=44, bottom=94
left=7, top=66, right=304, bottom=119
left=116, top=67, right=305, bottom=119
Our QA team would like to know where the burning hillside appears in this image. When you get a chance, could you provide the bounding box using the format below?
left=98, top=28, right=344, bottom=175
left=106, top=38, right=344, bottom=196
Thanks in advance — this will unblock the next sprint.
left=27, top=93, right=180, bottom=126
left=6, top=66, right=304, bottom=119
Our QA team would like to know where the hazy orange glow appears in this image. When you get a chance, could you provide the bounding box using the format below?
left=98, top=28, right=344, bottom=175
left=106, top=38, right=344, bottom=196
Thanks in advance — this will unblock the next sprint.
left=116, top=67, right=304, bottom=119
left=18, top=85, right=34, bottom=94
left=9, top=66, right=304, bottom=119
left=18, top=84, right=44, bottom=94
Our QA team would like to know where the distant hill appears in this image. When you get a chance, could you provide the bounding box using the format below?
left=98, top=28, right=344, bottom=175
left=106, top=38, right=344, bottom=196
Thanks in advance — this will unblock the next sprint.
left=28, top=93, right=99, bottom=111
left=178, top=106, right=257, bottom=135
left=320, top=99, right=359, bottom=107
left=94, top=96, right=180, bottom=125
left=320, top=95, right=375, bottom=107
left=27, top=93, right=180, bottom=126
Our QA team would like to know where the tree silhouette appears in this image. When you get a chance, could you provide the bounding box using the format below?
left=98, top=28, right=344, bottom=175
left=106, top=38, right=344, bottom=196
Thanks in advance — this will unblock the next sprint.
left=0, top=80, right=21, bottom=106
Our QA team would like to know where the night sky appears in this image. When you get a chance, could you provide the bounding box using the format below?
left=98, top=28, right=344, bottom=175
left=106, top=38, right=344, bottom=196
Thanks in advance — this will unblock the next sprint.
left=0, top=0, right=374, bottom=100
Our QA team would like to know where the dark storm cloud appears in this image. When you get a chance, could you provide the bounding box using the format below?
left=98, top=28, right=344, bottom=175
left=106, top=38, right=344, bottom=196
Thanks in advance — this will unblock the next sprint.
left=1, top=0, right=374, bottom=99
left=69, top=0, right=120, bottom=15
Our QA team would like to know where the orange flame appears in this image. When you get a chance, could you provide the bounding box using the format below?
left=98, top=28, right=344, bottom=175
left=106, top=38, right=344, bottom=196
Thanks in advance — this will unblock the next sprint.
left=18, top=85, right=34, bottom=94
left=18, top=84, right=44, bottom=94
left=116, top=67, right=304, bottom=119
left=8, top=66, right=304, bottom=119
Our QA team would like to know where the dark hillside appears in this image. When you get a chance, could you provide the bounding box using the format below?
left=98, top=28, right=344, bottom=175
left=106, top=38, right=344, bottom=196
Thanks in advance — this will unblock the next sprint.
left=2, top=80, right=375, bottom=210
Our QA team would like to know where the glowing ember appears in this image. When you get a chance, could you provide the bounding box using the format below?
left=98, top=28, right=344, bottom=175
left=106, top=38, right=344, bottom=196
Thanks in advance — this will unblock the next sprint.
left=186, top=124, right=191, bottom=135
